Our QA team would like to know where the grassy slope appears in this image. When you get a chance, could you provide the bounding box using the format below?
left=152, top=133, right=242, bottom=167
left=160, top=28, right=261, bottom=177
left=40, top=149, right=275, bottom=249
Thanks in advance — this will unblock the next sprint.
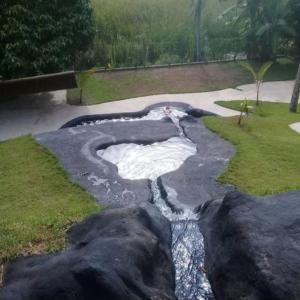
left=0, top=136, right=100, bottom=263
left=68, top=61, right=298, bottom=105
left=203, top=101, right=300, bottom=195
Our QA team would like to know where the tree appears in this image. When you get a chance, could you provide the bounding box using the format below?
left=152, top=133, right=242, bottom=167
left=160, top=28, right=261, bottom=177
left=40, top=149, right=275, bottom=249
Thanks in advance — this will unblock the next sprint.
left=238, top=99, right=251, bottom=125
left=239, top=61, right=273, bottom=105
left=290, top=62, right=300, bottom=113
left=192, top=0, right=203, bottom=62
left=221, top=0, right=294, bottom=60
left=0, top=0, right=95, bottom=79
left=220, top=0, right=261, bottom=59
left=241, top=0, right=261, bottom=59
left=91, top=0, right=195, bottom=68
left=286, top=0, right=300, bottom=55
left=257, top=0, right=295, bottom=60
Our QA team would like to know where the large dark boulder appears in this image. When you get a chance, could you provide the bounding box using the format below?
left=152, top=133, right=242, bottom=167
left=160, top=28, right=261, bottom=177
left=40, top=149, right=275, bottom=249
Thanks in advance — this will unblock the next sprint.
left=1, top=205, right=176, bottom=300
left=199, top=190, right=300, bottom=300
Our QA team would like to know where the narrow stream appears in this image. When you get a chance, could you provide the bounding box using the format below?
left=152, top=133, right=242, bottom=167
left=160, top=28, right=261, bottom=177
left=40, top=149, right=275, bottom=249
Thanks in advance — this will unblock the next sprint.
left=97, top=107, right=214, bottom=300
left=151, top=181, right=213, bottom=299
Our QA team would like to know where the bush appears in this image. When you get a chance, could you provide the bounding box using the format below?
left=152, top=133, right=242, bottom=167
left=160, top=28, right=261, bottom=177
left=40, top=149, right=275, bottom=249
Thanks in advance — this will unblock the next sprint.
left=155, top=54, right=182, bottom=65
left=0, top=0, right=95, bottom=79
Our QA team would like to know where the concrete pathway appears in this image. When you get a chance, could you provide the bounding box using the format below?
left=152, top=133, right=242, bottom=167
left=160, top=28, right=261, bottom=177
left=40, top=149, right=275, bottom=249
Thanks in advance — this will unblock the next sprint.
left=290, top=123, right=300, bottom=134
left=0, top=80, right=297, bottom=141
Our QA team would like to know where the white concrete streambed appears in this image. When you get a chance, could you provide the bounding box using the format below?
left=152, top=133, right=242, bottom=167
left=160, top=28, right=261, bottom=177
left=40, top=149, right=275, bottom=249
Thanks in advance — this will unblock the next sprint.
left=78, top=106, right=188, bottom=127
left=97, top=137, right=196, bottom=181
left=97, top=108, right=214, bottom=300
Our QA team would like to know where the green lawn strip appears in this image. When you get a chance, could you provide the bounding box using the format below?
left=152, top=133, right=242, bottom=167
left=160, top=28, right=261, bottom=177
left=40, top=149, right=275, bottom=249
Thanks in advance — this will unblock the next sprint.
left=67, top=61, right=297, bottom=105
left=203, top=101, right=300, bottom=196
left=0, top=136, right=101, bottom=263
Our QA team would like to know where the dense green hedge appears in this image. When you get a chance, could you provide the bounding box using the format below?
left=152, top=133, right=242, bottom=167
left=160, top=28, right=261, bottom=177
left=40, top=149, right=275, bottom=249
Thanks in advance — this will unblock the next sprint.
left=0, top=0, right=95, bottom=79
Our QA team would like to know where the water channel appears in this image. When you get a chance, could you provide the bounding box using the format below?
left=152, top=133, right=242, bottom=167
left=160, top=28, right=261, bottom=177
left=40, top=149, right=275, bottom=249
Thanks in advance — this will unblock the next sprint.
left=96, top=107, right=214, bottom=300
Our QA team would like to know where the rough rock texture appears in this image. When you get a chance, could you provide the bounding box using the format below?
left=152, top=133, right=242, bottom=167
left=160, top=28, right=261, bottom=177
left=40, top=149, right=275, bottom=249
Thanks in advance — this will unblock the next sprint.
left=1, top=205, right=176, bottom=300
left=199, top=190, right=300, bottom=300
left=159, top=117, right=235, bottom=211
left=36, top=104, right=234, bottom=212
left=61, top=102, right=197, bottom=129
left=36, top=119, right=178, bottom=207
left=29, top=103, right=236, bottom=300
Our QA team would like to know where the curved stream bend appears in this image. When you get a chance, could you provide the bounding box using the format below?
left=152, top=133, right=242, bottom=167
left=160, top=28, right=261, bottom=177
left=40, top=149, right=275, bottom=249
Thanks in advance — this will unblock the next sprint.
left=97, top=108, right=214, bottom=300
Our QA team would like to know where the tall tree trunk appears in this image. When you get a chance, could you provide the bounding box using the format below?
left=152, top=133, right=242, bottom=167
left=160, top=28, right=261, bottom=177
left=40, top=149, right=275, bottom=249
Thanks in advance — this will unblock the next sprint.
left=256, top=81, right=260, bottom=106
left=195, top=29, right=201, bottom=62
left=246, top=0, right=262, bottom=60
left=193, top=0, right=202, bottom=62
left=290, top=62, right=300, bottom=113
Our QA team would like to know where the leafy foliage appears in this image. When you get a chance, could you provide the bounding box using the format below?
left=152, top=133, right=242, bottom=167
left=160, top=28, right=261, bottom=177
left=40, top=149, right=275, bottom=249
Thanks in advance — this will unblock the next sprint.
left=78, top=67, right=98, bottom=88
left=238, top=99, right=254, bottom=125
left=0, top=0, right=96, bottom=79
left=239, top=61, right=273, bottom=81
left=193, top=0, right=203, bottom=61
left=77, top=67, right=98, bottom=102
left=286, top=0, right=300, bottom=55
left=1, top=0, right=298, bottom=73
left=239, top=61, right=273, bottom=104
left=89, top=0, right=297, bottom=68
left=90, top=0, right=242, bottom=68
left=91, top=0, right=193, bottom=67
left=221, top=0, right=296, bottom=60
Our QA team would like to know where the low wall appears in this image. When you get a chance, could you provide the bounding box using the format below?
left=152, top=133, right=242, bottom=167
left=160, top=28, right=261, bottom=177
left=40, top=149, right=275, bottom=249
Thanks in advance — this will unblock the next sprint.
left=94, top=58, right=247, bottom=74
left=0, top=71, right=77, bottom=98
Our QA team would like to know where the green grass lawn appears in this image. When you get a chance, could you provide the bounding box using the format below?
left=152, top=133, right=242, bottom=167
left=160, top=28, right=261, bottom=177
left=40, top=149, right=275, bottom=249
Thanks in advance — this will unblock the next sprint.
left=67, top=61, right=298, bottom=105
left=203, top=101, right=300, bottom=196
left=0, top=136, right=100, bottom=264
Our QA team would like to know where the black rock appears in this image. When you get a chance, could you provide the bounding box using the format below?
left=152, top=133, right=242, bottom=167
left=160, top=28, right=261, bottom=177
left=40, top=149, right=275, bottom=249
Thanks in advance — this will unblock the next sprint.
left=159, top=119, right=235, bottom=211
left=1, top=205, right=176, bottom=300
left=199, top=190, right=300, bottom=300
left=35, top=119, right=178, bottom=208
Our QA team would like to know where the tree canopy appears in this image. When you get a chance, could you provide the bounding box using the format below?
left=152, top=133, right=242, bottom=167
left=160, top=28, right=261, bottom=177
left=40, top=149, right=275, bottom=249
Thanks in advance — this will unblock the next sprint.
left=0, top=0, right=95, bottom=79
left=89, top=0, right=299, bottom=68
left=286, top=0, right=300, bottom=55
left=220, top=0, right=298, bottom=60
left=90, top=0, right=242, bottom=67
left=1, top=0, right=299, bottom=75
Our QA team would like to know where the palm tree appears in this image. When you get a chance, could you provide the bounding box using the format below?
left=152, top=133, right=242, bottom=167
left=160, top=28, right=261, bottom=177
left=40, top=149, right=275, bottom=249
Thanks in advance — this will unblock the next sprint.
left=220, top=0, right=262, bottom=59
left=290, top=62, right=300, bottom=113
left=239, top=61, right=273, bottom=105
left=286, top=0, right=300, bottom=54
left=192, top=0, right=203, bottom=62
left=221, top=0, right=295, bottom=60
left=257, top=0, right=296, bottom=60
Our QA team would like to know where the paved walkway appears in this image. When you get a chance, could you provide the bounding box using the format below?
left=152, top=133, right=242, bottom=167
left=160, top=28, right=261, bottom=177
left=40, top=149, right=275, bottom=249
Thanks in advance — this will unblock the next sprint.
left=290, top=123, right=300, bottom=134
left=0, top=80, right=297, bottom=141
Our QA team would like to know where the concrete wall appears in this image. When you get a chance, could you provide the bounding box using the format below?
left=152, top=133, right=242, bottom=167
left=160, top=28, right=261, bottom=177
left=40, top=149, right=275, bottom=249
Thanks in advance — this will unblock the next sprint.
left=0, top=71, right=77, bottom=98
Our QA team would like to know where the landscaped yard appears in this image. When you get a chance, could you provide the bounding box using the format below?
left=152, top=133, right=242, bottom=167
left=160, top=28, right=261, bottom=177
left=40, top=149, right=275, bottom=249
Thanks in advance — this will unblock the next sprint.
left=0, top=136, right=100, bottom=264
left=204, top=101, right=300, bottom=196
left=68, top=61, right=298, bottom=105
